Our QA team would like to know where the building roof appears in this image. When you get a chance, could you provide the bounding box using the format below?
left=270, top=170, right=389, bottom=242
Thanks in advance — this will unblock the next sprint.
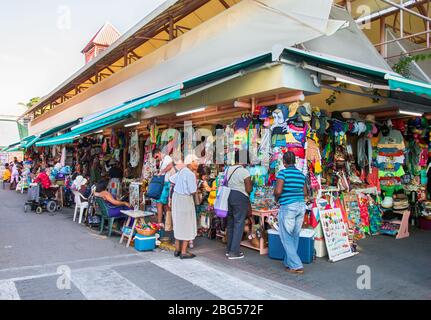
left=81, top=22, right=121, bottom=53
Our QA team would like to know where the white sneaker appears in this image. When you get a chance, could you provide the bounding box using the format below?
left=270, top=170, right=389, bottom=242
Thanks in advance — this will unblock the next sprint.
left=228, top=252, right=244, bottom=260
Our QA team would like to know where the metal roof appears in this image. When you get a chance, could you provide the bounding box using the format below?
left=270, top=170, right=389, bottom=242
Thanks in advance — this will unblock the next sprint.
left=23, top=0, right=210, bottom=117
left=81, top=22, right=121, bottom=53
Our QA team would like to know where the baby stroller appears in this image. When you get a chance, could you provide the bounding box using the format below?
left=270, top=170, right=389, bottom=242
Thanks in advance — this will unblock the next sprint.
left=24, top=183, right=61, bottom=214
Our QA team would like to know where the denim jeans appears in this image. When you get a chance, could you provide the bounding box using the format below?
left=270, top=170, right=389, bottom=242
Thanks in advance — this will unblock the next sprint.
left=227, top=190, right=250, bottom=255
left=278, top=202, right=306, bottom=270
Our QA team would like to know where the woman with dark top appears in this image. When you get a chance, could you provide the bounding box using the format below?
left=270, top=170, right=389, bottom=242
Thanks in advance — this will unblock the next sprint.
left=94, top=180, right=132, bottom=217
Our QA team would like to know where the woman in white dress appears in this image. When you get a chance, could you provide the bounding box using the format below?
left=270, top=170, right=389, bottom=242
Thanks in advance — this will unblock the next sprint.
left=170, top=154, right=199, bottom=259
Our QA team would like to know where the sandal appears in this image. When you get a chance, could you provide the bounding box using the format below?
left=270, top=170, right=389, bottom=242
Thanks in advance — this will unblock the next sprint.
left=286, top=268, right=304, bottom=275
left=180, top=252, right=196, bottom=260
left=174, top=251, right=181, bottom=258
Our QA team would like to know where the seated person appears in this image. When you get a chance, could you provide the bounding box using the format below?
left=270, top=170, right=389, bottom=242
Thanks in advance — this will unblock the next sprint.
left=3, top=164, right=11, bottom=183
left=94, top=180, right=132, bottom=217
left=34, top=168, right=52, bottom=190
left=34, top=168, right=57, bottom=198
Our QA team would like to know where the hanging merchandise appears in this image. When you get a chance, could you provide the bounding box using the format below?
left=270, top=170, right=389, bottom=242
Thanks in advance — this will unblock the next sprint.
left=60, top=147, right=66, bottom=167
left=129, top=130, right=140, bottom=168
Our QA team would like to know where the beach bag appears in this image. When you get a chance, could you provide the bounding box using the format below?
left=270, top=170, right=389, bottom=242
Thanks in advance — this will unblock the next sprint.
left=214, top=167, right=240, bottom=218
left=146, top=175, right=165, bottom=200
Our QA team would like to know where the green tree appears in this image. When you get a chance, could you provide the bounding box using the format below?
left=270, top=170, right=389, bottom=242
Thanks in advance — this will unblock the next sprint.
left=18, top=97, right=41, bottom=109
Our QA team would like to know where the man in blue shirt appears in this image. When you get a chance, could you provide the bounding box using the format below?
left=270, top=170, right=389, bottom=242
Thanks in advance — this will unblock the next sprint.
left=274, top=151, right=307, bottom=274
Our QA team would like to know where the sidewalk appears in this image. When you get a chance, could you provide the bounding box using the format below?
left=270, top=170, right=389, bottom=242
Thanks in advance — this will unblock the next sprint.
left=0, top=188, right=430, bottom=300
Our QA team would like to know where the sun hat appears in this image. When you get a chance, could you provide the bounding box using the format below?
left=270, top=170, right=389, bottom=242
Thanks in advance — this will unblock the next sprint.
left=184, top=154, right=200, bottom=165
left=298, top=103, right=312, bottom=122
left=288, top=102, right=300, bottom=118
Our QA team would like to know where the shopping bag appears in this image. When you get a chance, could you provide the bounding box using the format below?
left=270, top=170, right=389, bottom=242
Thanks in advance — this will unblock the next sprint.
left=214, top=185, right=231, bottom=218
left=214, top=167, right=241, bottom=218
left=146, top=175, right=165, bottom=200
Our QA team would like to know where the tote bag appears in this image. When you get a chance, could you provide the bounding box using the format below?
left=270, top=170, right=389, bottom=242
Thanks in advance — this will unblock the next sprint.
left=146, top=175, right=165, bottom=200
left=214, top=167, right=240, bottom=218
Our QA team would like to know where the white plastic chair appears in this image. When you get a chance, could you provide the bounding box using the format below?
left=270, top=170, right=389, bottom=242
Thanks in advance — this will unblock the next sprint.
left=72, top=190, right=89, bottom=224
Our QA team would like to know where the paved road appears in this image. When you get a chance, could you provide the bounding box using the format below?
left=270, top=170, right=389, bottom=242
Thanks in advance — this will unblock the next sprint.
left=1, top=188, right=431, bottom=300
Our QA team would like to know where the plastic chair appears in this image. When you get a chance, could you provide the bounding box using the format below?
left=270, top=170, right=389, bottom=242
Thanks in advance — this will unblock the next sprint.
left=72, top=190, right=89, bottom=224
left=95, top=197, right=123, bottom=237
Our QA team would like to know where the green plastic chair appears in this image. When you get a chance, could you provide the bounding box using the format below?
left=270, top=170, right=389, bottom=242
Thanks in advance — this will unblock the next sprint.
left=95, top=197, right=123, bottom=237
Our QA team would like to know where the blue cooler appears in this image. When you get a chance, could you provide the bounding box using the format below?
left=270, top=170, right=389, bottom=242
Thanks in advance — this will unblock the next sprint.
left=297, top=229, right=315, bottom=264
left=267, top=229, right=315, bottom=264
left=268, top=229, right=285, bottom=260
left=134, top=234, right=156, bottom=252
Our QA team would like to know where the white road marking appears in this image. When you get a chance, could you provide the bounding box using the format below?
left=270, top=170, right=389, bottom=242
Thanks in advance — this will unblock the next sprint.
left=71, top=268, right=154, bottom=300
left=152, top=259, right=288, bottom=300
left=0, top=280, right=20, bottom=300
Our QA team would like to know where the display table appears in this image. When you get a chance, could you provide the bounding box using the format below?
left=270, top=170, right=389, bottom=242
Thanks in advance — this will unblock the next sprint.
left=240, top=209, right=278, bottom=255
left=120, top=210, right=155, bottom=248
left=390, top=210, right=410, bottom=239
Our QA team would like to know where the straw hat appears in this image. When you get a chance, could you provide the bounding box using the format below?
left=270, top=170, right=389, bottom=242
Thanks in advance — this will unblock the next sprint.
left=342, top=112, right=352, bottom=120
left=365, top=114, right=376, bottom=123
left=288, top=102, right=300, bottom=118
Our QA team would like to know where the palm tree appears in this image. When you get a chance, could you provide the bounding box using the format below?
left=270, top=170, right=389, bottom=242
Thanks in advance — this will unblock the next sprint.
left=18, top=97, right=41, bottom=109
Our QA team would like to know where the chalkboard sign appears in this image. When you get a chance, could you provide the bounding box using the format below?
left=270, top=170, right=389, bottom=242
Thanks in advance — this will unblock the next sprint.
left=320, top=208, right=356, bottom=262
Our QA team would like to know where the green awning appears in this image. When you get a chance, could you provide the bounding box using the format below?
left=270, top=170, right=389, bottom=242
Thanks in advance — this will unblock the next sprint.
left=385, top=74, right=431, bottom=98
left=36, top=117, right=122, bottom=147
left=40, top=120, right=81, bottom=138
left=2, top=142, right=22, bottom=152
left=282, top=47, right=395, bottom=79
left=283, top=47, right=431, bottom=99
left=36, top=87, right=181, bottom=147
left=183, top=53, right=273, bottom=90
left=71, top=87, right=181, bottom=134
left=20, top=120, right=81, bottom=149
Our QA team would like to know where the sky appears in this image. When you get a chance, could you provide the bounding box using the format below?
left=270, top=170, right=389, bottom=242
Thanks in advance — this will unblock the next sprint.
left=0, top=0, right=166, bottom=146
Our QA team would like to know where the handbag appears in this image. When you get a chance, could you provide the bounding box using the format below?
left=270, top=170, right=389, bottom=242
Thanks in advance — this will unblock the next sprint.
left=214, top=167, right=241, bottom=218
left=146, top=175, right=165, bottom=200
